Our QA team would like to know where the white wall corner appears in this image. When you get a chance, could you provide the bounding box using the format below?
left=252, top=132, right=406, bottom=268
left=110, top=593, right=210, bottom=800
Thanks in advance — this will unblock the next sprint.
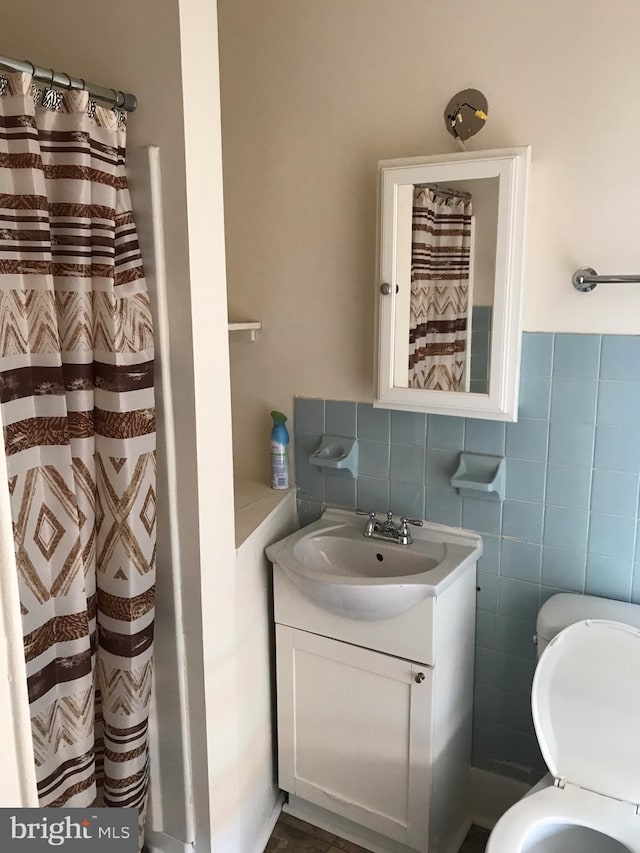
left=470, top=768, right=529, bottom=830
left=145, top=830, right=195, bottom=853
left=247, top=793, right=284, bottom=853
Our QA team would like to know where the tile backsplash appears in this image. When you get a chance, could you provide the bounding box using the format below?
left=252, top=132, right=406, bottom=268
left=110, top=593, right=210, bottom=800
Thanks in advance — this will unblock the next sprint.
left=293, top=333, right=640, bottom=784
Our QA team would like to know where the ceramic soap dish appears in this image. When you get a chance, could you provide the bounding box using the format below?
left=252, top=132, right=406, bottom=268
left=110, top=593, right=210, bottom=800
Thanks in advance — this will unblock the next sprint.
left=450, top=452, right=505, bottom=502
left=309, top=435, right=359, bottom=478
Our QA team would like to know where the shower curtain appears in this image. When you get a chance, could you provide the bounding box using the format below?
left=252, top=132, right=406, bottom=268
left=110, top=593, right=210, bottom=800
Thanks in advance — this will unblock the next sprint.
left=0, top=71, right=155, bottom=846
left=409, top=186, right=472, bottom=391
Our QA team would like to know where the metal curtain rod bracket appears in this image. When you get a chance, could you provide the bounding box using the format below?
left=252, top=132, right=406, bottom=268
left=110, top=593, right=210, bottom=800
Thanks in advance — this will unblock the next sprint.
left=420, top=183, right=472, bottom=200
left=0, top=54, right=137, bottom=112
left=572, top=267, right=640, bottom=293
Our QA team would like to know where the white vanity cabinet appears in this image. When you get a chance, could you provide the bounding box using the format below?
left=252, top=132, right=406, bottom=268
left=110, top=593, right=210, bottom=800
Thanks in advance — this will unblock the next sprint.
left=276, top=627, right=432, bottom=850
left=272, top=527, right=478, bottom=853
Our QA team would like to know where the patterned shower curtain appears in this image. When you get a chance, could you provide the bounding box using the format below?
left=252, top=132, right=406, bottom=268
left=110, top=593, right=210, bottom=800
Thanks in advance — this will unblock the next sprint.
left=409, top=185, right=472, bottom=391
left=0, top=71, right=155, bottom=846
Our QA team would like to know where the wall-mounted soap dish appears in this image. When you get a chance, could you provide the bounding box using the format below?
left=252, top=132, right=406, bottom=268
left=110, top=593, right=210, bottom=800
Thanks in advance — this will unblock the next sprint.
left=309, top=435, right=359, bottom=478
left=450, top=452, right=505, bottom=502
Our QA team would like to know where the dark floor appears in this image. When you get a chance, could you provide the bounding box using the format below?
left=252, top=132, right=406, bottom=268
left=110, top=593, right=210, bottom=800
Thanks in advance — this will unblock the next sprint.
left=265, top=813, right=489, bottom=852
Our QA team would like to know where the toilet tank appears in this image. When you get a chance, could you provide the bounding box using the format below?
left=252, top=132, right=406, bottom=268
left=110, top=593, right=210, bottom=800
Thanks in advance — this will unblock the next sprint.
left=536, top=593, right=640, bottom=658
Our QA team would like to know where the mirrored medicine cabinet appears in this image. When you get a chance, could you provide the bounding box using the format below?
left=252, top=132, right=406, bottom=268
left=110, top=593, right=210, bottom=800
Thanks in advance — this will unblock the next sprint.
left=374, top=146, right=531, bottom=421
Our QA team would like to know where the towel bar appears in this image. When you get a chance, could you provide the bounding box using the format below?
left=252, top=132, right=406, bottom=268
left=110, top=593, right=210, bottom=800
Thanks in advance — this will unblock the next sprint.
left=572, top=267, right=640, bottom=292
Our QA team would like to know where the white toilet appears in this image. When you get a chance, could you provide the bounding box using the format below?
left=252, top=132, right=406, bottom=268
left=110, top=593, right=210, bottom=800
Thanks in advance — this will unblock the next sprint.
left=486, top=593, right=640, bottom=853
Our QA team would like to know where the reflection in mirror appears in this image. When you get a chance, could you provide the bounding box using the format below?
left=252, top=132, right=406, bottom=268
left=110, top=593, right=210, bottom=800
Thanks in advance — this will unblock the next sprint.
left=376, top=147, right=530, bottom=421
left=393, top=178, right=498, bottom=394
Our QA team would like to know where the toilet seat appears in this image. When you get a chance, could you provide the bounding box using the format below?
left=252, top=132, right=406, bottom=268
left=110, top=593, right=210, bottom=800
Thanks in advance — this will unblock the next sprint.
left=487, top=620, right=640, bottom=852
left=486, top=782, right=640, bottom=852
left=532, top=619, right=640, bottom=805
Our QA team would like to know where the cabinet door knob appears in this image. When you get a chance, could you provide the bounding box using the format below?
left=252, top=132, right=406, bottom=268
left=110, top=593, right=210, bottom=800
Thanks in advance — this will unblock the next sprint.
left=380, top=282, right=392, bottom=295
left=415, top=672, right=426, bottom=684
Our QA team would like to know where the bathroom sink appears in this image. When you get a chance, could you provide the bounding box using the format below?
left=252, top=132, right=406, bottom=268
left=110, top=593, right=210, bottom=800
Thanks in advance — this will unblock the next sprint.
left=266, top=508, right=482, bottom=620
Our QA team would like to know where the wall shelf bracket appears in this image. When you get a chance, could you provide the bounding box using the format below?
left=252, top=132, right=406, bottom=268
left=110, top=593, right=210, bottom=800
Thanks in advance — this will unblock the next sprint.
left=228, top=320, right=262, bottom=341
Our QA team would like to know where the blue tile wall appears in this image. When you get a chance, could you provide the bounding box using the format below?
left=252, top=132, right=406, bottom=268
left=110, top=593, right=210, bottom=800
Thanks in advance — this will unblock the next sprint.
left=293, top=332, right=640, bottom=785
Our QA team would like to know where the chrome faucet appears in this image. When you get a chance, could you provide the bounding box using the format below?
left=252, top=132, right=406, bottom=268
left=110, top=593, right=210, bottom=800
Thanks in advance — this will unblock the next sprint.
left=356, top=510, right=423, bottom=545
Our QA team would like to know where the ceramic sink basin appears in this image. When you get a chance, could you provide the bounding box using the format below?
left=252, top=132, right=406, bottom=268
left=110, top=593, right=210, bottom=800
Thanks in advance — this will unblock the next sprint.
left=266, top=508, right=482, bottom=620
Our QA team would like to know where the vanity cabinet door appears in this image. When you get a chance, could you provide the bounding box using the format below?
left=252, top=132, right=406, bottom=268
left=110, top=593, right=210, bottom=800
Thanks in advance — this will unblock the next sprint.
left=276, top=625, right=433, bottom=851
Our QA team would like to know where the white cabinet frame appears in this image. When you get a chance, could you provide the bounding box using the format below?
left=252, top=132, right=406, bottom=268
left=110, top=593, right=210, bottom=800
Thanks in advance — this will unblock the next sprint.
left=375, top=147, right=531, bottom=421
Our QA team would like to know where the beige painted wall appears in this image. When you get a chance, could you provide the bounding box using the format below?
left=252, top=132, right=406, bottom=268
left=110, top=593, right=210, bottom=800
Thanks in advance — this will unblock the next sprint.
left=447, top=179, right=498, bottom=307
left=219, top=0, right=640, bottom=481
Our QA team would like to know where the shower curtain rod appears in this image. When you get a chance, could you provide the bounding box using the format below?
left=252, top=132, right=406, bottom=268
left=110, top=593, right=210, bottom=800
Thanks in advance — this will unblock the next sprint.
left=0, top=54, right=137, bottom=112
left=417, top=182, right=472, bottom=200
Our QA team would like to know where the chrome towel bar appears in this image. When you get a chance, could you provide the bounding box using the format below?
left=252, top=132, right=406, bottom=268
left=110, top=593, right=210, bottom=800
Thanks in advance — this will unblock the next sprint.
left=573, top=267, right=640, bottom=292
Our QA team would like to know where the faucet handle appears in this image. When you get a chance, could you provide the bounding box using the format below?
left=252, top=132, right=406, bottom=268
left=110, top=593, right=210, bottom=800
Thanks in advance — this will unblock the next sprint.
left=397, top=516, right=421, bottom=545
left=357, top=509, right=379, bottom=538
